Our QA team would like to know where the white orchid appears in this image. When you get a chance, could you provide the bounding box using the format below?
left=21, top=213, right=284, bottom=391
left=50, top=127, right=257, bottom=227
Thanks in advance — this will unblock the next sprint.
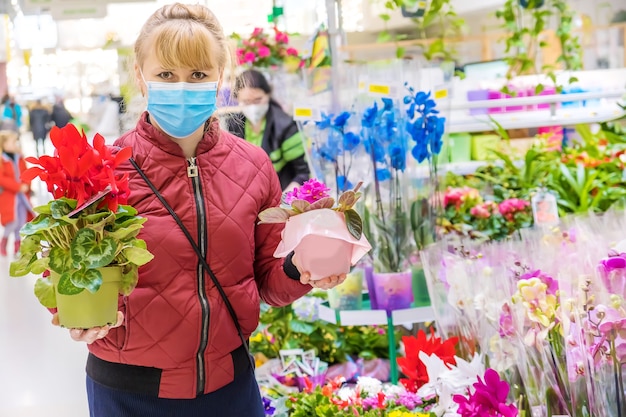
left=416, top=352, right=485, bottom=416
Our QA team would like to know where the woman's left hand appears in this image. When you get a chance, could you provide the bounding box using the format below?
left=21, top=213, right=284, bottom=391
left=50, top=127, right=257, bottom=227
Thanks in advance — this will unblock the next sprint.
left=300, top=272, right=347, bottom=290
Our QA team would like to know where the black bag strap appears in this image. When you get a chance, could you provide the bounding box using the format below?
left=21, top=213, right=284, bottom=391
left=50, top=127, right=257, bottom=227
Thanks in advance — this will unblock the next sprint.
left=129, top=158, right=254, bottom=370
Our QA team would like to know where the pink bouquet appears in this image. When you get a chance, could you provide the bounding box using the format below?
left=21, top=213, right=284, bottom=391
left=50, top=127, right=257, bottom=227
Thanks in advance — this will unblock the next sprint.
left=235, top=27, right=302, bottom=70
left=259, top=179, right=371, bottom=281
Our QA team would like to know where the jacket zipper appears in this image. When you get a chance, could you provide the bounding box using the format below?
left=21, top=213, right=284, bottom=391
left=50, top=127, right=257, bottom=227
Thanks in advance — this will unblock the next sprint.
left=188, top=157, right=210, bottom=396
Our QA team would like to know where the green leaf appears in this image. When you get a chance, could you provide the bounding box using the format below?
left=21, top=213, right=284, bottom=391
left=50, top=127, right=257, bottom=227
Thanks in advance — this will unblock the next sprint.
left=115, top=204, right=138, bottom=219
left=21, top=216, right=60, bottom=236
left=105, top=223, right=144, bottom=240
left=70, top=228, right=117, bottom=269
left=122, top=246, right=154, bottom=266
left=50, top=199, right=74, bottom=219
left=396, top=46, right=406, bottom=59
left=120, top=265, right=139, bottom=295
left=377, top=31, right=393, bottom=43
left=70, top=269, right=103, bottom=293
left=49, top=246, right=73, bottom=274
left=488, top=116, right=510, bottom=141
left=34, top=277, right=57, bottom=308
left=344, top=209, right=363, bottom=240
left=258, top=207, right=292, bottom=223
left=535, top=83, right=545, bottom=95
left=289, top=320, right=315, bottom=335
left=378, top=13, right=391, bottom=21
left=57, top=272, right=85, bottom=295
left=9, top=253, right=36, bottom=277
left=29, top=257, right=49, bottom=275
left=33, top=204, right=52, bottom=215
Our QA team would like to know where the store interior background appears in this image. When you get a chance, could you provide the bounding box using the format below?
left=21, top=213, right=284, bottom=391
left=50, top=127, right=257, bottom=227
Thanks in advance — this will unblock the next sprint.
left=0, top=0, right=624, bottom=416
left=0, top=0, right=623, bottom=142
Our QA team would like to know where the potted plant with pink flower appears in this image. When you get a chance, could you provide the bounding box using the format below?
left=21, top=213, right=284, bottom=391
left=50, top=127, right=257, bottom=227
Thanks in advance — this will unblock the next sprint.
left=258, top=179, right=371, bottom=281
left=233, top=27, right=302, bottom=72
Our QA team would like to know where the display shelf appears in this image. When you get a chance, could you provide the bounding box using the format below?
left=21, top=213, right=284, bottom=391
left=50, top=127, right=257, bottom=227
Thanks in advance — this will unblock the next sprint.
left=318, top=296, right=435, bottom=384
left=448, top=105, right=625, bottom=134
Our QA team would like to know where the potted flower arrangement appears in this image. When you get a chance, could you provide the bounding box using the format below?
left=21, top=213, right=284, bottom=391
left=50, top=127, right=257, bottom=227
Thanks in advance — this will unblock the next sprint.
left=258, top=178, right=371, bottom=281
left=9, top=124, right=153, bottom=329
left=360, top=87, right=445, bottom=313
left=233, top=27, right=302, bottom=72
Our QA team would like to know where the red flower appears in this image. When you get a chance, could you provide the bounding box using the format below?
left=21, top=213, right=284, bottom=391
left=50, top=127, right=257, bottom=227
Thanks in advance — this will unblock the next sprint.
left=22, top=124, right=132, bottom=212
left=397, top=328, right=458, bottom=392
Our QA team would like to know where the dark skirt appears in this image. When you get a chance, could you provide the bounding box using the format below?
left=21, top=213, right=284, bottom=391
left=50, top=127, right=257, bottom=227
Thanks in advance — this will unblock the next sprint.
left=86, top=368, right=265, bottom=417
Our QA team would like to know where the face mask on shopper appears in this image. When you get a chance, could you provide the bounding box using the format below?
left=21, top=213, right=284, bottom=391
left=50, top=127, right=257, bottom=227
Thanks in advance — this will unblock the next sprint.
left=142, top=73, right=219, bottom=139
left=242, top=102, right=269, bottom=125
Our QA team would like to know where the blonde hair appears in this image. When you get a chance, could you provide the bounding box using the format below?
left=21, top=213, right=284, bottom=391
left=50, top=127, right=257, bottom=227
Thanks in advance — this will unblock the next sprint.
left=0, top=130, right=18, bottom=151
left=135, top=3, right=233, bottom=74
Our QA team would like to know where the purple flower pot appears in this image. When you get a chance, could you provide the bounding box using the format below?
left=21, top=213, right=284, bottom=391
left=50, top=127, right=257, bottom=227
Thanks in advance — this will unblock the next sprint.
left=371, top=270, right=414, bottom=314
left=364, top=264, right=378, bottom=310
left=466, top=90, right=489, bottom=115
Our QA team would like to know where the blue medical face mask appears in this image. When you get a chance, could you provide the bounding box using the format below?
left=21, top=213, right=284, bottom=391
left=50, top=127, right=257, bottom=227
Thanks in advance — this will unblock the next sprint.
left=144, top=76, right=219, bottom=139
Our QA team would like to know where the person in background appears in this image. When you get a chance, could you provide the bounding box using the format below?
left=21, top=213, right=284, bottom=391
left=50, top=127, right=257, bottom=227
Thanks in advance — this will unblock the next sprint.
left=1, top=94, right=23, bottom=133
left=56, top=4, right=346, bottom=416
left=0, top=130, right=33, bottom=256
left=29, top=99, right=51, bottom=156
left=50, top=96, right=72, bottom=129
left=227, top=69, right=310, bottom=191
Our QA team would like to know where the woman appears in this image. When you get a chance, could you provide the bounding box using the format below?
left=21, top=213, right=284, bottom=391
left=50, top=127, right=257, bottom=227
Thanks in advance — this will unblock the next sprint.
left=57, top=4, right=346, bottom=416
left=227, top=69, right=310, bottom=191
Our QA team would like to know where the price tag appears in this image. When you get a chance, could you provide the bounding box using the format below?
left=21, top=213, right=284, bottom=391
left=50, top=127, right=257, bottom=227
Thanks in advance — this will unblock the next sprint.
left=434, top=88, right=449, bottom=100
left=532, top=190, right=559, bottom=226
left=293, top=106, right=320, bottom=121
left=367, top=83, right=398, bottom=98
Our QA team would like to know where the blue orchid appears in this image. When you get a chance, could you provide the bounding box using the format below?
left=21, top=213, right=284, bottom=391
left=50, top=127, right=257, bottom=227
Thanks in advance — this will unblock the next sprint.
left=343, top=131, right=361, bottom=152
left=362, top=102, right=378, bottom=128
left=404, top=87, right=446, bottom=160
left=315, top=112, right=332, bottom=130
left=333, top=111, right=351, bottom=129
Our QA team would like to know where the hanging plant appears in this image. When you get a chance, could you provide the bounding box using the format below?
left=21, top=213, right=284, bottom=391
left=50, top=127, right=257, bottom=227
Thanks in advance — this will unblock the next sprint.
left=377, top=0, right=465, bottom=62
left=496, top=0, right=583, bottom=93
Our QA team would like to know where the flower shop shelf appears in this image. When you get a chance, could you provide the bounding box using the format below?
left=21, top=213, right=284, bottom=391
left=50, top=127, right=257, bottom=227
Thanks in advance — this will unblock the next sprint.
left=448, top=103, right=625, bottom=134
left=318, top=298, right=435, bottom=384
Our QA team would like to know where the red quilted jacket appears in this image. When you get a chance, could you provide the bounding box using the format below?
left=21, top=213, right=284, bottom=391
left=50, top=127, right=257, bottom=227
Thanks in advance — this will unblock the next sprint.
left=88, top=113, right=310, bottom=399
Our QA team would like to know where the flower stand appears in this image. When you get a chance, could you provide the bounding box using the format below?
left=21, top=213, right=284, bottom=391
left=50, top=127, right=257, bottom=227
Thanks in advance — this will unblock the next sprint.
left=318, top=293, right=435, bottom=384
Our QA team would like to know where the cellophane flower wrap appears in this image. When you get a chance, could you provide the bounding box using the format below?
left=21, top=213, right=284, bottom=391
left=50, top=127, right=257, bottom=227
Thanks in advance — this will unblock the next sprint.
left=9, top=124, right=153, bottom=308
left=258, top=179, right=371, bottom=281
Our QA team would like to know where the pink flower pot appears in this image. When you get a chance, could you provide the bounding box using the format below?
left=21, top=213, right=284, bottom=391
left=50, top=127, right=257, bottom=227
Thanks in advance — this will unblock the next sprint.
left=273, top=209, right=371, bottom=281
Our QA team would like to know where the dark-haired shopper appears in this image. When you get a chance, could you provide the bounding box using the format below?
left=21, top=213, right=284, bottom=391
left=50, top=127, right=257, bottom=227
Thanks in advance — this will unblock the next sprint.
left=227, top=69, right=309, bottom=191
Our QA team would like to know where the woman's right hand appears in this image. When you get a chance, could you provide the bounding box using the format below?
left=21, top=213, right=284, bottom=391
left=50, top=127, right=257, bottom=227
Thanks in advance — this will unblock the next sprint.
left=51, top=312, right=124, bottom=344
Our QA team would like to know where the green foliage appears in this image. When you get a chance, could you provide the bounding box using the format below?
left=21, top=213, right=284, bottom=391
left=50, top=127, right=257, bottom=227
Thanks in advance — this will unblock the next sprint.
left=495, top=0, right=583, bottom=92
left=10, top=200, right=153, bottom=308
left=376, top=0, right=464, bottom=62
left=250, top=300, right=399, bottom=365
left=442, top=119, right=626, bottom=239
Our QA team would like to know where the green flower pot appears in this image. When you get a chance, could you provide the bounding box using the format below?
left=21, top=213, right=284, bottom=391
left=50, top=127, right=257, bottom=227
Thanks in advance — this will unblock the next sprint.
left=51, top=266, right=121, bottom=329
left=411, top=266, right=431, bottom=307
